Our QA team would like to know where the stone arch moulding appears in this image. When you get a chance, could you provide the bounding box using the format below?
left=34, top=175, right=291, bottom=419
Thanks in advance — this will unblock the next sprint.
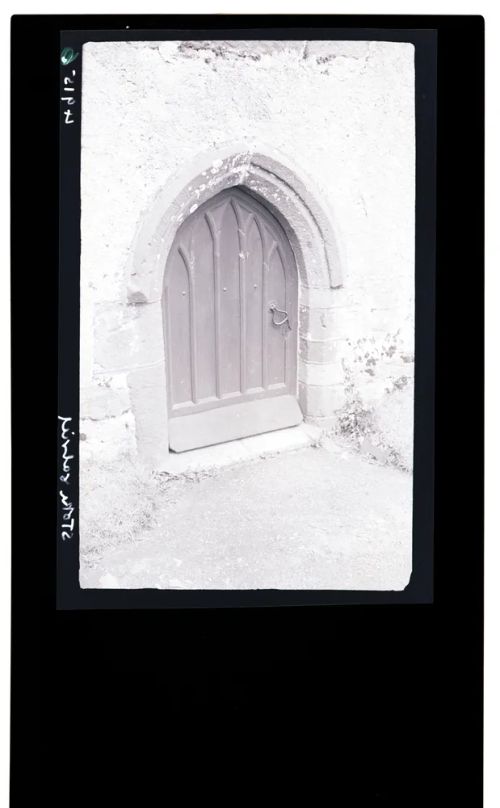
left=125, top=144, right=345, bottom=466
left=127, top=143, right=344, bottom=305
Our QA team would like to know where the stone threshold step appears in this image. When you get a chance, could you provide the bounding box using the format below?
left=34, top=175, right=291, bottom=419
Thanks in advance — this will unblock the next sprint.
left=157, top=422, right=322, bottom=476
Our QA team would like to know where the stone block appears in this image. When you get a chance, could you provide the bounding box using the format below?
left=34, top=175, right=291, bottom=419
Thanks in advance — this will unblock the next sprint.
left=127, top=361, right=170, bottom=466
left=298, top=359, right=344, bottom=386
left=94, top=300, right=165, bottom=372
left=240, top=424, right=311, bottom=455
left=299, top=336, right=338, bottom=365
left=80, top=385, right=130, bottom=420
left=299, top=286, right=338, bottom=310
left=298, top=382, right=343, bottom=418
left=155, top=422, right=319, bottom=475
left=299, top=305, right=337, bottom=341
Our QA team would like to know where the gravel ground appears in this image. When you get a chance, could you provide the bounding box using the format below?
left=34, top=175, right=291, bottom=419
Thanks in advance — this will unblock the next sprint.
left=80, top=440, right=412, bottom=591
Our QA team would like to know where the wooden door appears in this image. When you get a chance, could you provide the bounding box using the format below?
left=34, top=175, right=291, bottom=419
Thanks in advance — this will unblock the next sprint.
left=164, top=187, right=302, bottom=452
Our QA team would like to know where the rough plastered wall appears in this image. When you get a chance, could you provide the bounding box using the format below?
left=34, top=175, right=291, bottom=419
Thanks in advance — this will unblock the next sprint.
left=80, top=39, right=415, bottom=468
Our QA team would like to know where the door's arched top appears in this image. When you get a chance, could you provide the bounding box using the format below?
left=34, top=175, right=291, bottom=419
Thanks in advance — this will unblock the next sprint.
left=165, top=186, right=296, bottom=285
left=127, top=143, right=344, bottom=304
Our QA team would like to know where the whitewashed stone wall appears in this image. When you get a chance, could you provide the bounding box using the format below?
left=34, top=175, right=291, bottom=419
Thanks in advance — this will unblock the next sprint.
left=80, top=39, right=415, bottom=467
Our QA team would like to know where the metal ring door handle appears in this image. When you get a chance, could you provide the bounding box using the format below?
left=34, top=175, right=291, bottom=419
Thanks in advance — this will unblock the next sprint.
left=269, top=303, right=291, bottom=330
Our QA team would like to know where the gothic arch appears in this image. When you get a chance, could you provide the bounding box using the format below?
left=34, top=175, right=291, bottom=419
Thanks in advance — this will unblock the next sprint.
left=127, top=143, right=343, bottom=304
left=125, top=145, right=345, bottom=466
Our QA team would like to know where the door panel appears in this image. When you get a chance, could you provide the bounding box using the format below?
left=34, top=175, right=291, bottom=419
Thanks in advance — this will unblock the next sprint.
left=267, top=244, right=287, bottom=387
left=164, top=187, right=301, bottom=451
left=191, top=213, right=217, bottom=402
left=244, top=215, right=264, bottom=392
left=218, top=200, right=241, bottom=397
left=167, top=247, right=192, bottom=407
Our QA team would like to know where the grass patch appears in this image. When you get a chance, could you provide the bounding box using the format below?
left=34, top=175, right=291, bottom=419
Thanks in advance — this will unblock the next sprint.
left=79, top=454, right=160, bottom=563
left=328, top=359, right=412, bottom=472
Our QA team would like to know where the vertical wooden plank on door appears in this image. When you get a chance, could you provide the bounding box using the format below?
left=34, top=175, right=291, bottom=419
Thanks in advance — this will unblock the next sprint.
left=260, top=219, right=269, bottom=390
left=192, top=213, right=217, bottom=401
left=282, top=237, right=298, bottom=396
left=267, top=241, right=287, bottom=387
left=245, top=214, right=264, bottom=391
left=205, top=211, right=222, bottom=399
left=218, top=200, right=241, bottom=396
left=178, top=244, right=197, bottom=404
left=232, top=198, right=247, bottom=394
left=278, top=245, right=289, bottom=383
left=168, top=246, right=192, bottom=406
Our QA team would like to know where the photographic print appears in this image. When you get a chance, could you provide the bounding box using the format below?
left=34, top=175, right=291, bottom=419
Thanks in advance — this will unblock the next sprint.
left=77, top=36, right=418, bottom=592
left=13, top=15, right=487, bottom=808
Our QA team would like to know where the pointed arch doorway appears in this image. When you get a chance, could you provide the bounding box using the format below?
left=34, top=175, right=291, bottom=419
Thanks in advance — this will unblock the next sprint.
left=164, top=187, right=302, bottom=452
